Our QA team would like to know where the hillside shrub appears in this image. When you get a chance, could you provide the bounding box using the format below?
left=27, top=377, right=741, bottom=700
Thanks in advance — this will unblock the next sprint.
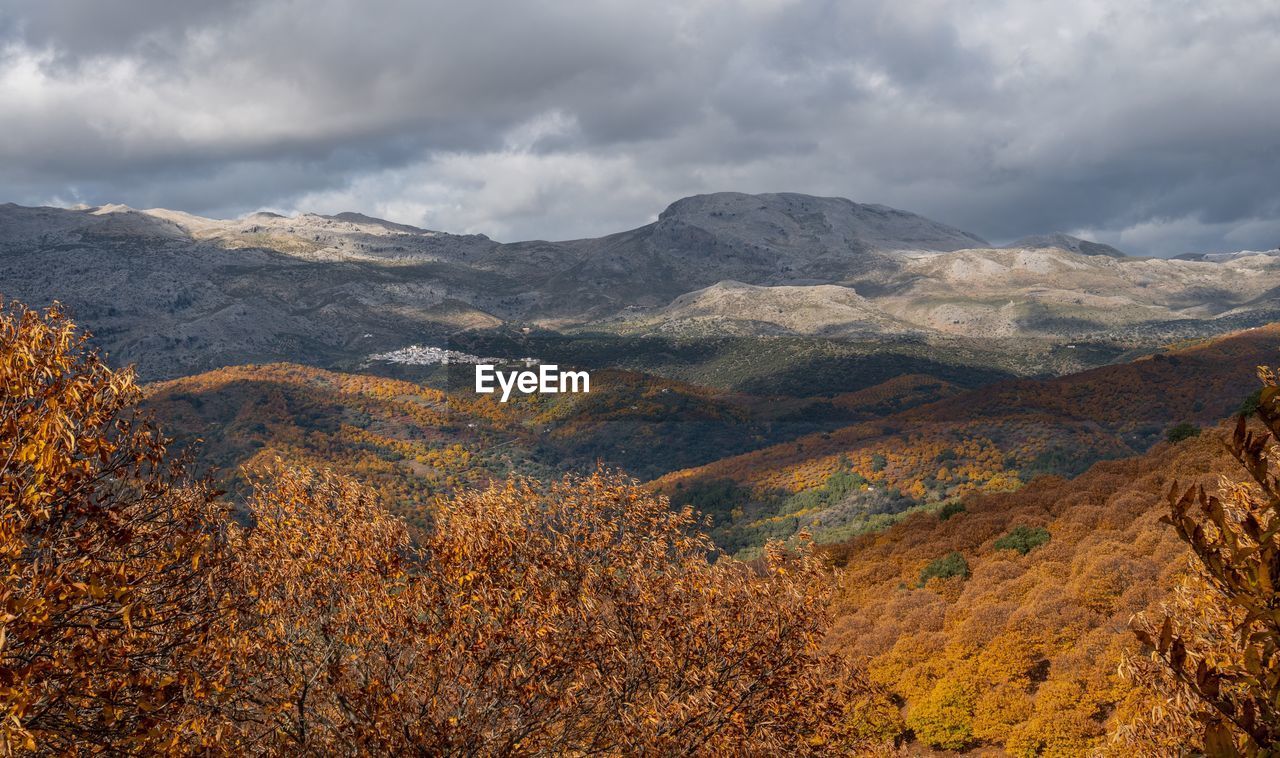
left=1237, top=388, right=1262, bottom=417
left=919, top=551, right=970, bottom=586
left=908, top=674, right=977, bottom=750
left=1165, top=422, right=1200, bottom=444
left=993, top=525, right=1051, bottom=555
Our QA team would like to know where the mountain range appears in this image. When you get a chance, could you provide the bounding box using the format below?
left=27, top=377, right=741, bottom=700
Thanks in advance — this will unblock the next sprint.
left=3, top=192, right=1279, bottom=380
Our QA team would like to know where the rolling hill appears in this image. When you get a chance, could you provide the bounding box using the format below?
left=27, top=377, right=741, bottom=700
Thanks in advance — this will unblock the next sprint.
left=143, top=359, right=969, bottom=529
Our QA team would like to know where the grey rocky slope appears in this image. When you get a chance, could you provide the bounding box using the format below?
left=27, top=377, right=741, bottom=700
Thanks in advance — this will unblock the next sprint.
left=1003, top=232, right=1127, bottom=259
left=2, top=194, right=1279, bottom=379
left=1173, top=248, right=1280, bottom=263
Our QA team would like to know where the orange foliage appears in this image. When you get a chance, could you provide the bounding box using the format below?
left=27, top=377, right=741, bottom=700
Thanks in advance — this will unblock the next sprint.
left=225, top=466, right=900, bottom=754
left=11, top=296, right=1276, bottom=754
left=0, top=301, right=238, bottom=753
left=1119, top=380, right=1280, bottom=755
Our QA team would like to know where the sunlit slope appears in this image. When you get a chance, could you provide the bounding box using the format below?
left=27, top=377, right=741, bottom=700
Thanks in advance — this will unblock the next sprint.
left=818, top=422, right=1229, bottom=754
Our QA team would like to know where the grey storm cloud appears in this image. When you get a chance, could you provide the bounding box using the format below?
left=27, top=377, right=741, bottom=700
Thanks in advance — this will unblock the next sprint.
left=1, top=0, right=1279, bottom=256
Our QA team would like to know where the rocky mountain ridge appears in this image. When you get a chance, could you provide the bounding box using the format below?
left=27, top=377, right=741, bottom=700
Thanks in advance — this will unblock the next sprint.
left=3, top=193, right=1279, bottom=378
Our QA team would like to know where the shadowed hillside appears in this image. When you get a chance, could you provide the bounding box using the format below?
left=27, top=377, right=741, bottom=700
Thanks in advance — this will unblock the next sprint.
left=145, top=362, right=968, bottom=529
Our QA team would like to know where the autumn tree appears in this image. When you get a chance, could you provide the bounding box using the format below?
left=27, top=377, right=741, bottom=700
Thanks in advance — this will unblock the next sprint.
left=0, top=301, right=239, bottom=754
left=230, top=465, right=900, bottom=755
left=1125, top=369, right=1280, bottom=755
left=222, top=464, right=424, bottom=753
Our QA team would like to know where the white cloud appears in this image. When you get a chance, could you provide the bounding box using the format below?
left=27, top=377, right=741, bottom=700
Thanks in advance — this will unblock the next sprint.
left=1, top=0, right=1278, bottom=254
left=290, top=143, right=668, bottom=242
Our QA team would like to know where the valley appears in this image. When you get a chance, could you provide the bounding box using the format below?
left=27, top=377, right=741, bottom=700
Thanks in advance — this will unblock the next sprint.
left=6, top=191, right=1280, bottom=755
left=9, top=191, right=1278, bottom=557
left=10, top=189, right=1280, bottom=560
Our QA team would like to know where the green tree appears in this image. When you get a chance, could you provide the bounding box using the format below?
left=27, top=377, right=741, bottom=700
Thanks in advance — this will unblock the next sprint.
left=1166, top=422, right=1201, bottom=444
left=1238, top=388, right=1263, bottom=417
left=993, top=525, right=1051, bottom=555
left=919, top=552, right=970, bottom=586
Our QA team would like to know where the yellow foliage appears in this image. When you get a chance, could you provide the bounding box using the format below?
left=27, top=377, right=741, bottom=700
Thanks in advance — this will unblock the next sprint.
left=907, top=669, right=977, bottom=750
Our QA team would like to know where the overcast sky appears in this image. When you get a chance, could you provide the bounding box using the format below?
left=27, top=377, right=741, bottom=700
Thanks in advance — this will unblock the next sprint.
left=2, top=0, right=1278, bottom=256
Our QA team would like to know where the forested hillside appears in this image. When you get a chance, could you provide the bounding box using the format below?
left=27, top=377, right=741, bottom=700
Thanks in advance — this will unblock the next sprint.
left=820, top=428, right=1227, bottom=753
left=143, top=325, right=1279, bottom=559
left=5, top=300, right=1279, bottom=755
left=658, top=326, right=1277, bottom=553
left=145, top=363, right=535, bottom=530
